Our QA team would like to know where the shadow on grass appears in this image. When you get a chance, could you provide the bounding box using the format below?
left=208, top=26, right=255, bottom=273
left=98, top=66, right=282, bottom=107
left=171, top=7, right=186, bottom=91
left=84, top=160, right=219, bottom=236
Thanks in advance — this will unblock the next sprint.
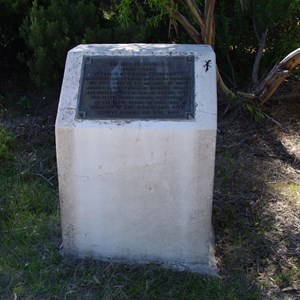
left=213, top=99, right=300, bottom=299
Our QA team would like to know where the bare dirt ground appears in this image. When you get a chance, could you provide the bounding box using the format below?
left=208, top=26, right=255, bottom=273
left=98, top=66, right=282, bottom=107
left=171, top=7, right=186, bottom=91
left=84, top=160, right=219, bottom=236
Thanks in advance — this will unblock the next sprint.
left=214, top=79, right=300, bottom=299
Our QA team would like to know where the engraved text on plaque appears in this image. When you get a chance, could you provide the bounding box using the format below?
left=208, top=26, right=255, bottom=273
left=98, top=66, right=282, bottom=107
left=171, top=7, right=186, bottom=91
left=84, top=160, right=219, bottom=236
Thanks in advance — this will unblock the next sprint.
left=77, top=56, right=194, bottom=119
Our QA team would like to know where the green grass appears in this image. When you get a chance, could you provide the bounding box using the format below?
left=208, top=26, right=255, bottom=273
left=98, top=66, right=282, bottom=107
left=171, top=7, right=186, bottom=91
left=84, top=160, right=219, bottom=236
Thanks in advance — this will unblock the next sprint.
left=0, top=128, right=13, bottom=160
left=0, top=126, right=263, bottom=299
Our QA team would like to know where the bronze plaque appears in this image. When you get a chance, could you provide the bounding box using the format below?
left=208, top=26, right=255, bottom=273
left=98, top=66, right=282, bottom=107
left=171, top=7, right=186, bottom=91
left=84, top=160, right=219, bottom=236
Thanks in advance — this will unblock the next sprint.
left=77, top=56, right=194, bottom=119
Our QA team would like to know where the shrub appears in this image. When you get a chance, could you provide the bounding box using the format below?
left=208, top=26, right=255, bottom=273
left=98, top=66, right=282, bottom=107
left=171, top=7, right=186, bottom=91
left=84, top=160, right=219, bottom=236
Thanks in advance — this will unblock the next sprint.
left=20, top=0, right=169, bottom=88
left=215, top=0, right=300, bottom=88
left=20, top=0, right=104, bottom=87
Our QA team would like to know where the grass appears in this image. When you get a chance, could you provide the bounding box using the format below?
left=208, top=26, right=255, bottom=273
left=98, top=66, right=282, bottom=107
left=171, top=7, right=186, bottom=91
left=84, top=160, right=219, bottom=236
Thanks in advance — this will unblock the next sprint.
left=267, top=181, right=300, bottom=206
left=1, top=97, right=299, bottom=299
left=0, top=123, right=261, bottom=299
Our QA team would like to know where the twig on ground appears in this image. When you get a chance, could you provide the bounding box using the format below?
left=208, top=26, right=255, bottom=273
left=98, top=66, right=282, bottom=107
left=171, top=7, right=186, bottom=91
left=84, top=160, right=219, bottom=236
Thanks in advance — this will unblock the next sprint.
left=263, top=113, right=287, bottom=132
left=32, top=173, right=55, bottom=187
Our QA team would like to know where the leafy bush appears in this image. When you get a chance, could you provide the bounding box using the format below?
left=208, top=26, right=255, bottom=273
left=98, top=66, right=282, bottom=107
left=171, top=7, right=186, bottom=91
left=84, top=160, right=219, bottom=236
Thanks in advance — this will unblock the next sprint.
left=119, top=0, right=299, bottom=90
left=20, top=0, right=103, bottom=86
left=215, top=0, right=300, bottom=87
left=20, top=0, right=169, bottom=87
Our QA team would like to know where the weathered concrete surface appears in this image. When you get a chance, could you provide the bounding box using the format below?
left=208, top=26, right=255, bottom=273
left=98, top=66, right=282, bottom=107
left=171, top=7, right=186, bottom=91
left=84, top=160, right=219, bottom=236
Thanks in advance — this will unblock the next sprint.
left=56, top=44, right=217, bottom=274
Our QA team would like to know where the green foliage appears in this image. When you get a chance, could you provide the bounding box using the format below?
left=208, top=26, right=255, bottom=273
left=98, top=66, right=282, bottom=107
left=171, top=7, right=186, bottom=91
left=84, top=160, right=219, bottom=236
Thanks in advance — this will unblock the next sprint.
left=215, top=1, right=251, bottom=84
left=20, top=0, right=169, bottom=87
left=243, top=103, right=263, bottom=123
left=119, top=0, right=300, bottom=89
left=266, top=3, right=300, bottom=62
left=20, top=0, right=103, bottom=86
left=1, top=0, right=299, bottom=93
left=215, top=0, right=300, bottom=87
left=118, top=0, right=174, bottom=26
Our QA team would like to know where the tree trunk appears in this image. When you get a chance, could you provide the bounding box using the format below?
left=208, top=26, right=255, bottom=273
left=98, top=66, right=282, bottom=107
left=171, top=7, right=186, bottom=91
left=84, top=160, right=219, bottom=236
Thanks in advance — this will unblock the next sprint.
left=256, top=48, right=300, bottom=105
left=252, top=26, right=268, bottom=85
left=175, top=0, right=300, bottom=105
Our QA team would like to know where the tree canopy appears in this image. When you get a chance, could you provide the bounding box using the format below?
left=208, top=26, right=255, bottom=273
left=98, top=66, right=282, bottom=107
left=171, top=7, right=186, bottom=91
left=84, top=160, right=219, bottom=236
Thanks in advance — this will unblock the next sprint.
left=118, top=0, right=300, bottom=104
left=0, top=0, right=299, bottom=104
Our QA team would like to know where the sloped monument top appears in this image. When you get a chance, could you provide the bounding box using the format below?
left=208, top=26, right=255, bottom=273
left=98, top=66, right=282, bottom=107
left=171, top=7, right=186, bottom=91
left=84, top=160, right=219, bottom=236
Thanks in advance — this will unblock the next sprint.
left=56, top=44, right=216, bottom=128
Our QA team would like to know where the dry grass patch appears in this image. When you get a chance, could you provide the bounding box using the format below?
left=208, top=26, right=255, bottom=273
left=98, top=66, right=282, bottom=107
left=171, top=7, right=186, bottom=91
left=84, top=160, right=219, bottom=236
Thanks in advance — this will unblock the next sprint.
left=215, top=95, right=300, bottom=299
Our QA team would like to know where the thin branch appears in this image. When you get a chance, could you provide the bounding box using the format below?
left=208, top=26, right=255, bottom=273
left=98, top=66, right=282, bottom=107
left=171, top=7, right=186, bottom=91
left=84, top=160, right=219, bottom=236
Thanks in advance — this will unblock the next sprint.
left=33, top=173, right=55, bottom=187
left=220, top=67, right=236, bottom=87
left=252, top=18, right=260, bottom=41
left=216, top=67, right=236, bottom=99
left=257, top=48, right=300, bottom=104
left=237, top=91, right=256, bottom=100
left=263, top=112, right=286, bottom=131
left=168, top=13, right=179, bottom=38
left=204, top=0, right=216, bottom=46
left=279, top=47, right=300, bottom=69
left=239, top=0, right=247, bottom=11
left=252, top=28, right=268, bottom=84
left=259, top=71, right=290, bottom=104
left=185, top=0, right=206, bottom=38
left=226, top=51, right=237, bottom=90
left=173, top=11, right=203, bottom=44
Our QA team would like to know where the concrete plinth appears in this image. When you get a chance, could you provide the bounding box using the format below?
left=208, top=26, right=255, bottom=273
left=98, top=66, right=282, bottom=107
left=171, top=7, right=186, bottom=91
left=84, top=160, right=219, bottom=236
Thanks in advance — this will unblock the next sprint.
left=55, top=44, right=217, bottom=274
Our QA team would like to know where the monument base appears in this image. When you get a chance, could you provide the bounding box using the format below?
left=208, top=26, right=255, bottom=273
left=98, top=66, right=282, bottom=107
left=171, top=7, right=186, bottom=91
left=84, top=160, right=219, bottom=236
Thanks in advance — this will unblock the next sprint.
left=56, top=44, right=217, bottom=275
left=62, top=232, right=218, bottom=275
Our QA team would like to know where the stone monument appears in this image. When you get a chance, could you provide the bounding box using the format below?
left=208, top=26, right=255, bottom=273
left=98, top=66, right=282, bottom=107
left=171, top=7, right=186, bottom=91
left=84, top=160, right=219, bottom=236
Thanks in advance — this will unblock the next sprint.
left=55, top=44, right=217, bottom=274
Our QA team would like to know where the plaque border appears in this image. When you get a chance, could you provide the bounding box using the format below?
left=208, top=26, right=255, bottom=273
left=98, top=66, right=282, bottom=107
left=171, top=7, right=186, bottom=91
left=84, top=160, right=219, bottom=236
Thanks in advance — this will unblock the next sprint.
left=76, top=55, right=195, bottom=121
